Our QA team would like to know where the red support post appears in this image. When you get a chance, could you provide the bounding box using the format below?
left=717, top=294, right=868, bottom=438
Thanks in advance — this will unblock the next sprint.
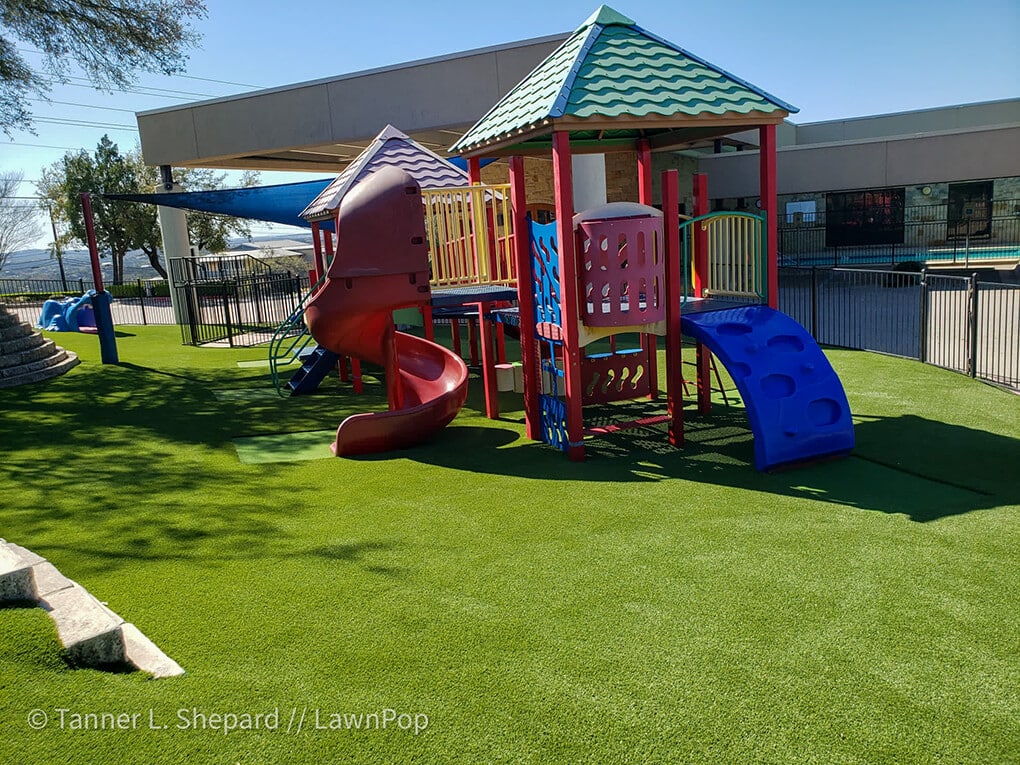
left=662, top=170, right=684, bottom=446
left=692, top=173, right=708, bottom=296
left=467, top=157, right=482, bottom=185
left=351, top=358, right=363, bottom=395
left=637, top=139, right=653, bottom=206
left=323, top=229, right=334, bottom=265
left=421, top=305, right=435, bottom=342
left=468, top=316, right=479, bottom=366
left=692, top=173, right=711, bottom=414
left=478, top=301, right=499, bottom=418
left=81, top=193, right=118, bottom=364
left=81, top=193, right=103, bottom=292
left=552, top=131, right=584, bottom=461
left=496, top=322, right=506, bottom=364
left=759, top=124, right=779, bottom=308
left=450, top=319, right=462, bottom=357
left=637, top=139, right=657, bottom=399
left=310, top=221, right=324, bottom=281
left=509, top=156, right=540, bottom=441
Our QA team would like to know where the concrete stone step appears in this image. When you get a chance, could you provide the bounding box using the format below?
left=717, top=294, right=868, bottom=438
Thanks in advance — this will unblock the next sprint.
left=0, top=310, right=22, bottom=328
left=0, top=351, right=79, bottom=389
left=0, top=337, right=52, bottom=366
left=0, top=330, right=47, bottom=354
left=0, top=347, right=70, bottom=378
left=0, top=320, right=36, bottom=341
left=1, top=540, right=184, bottom=678
left=0, top=543, right=36, bottom=602
left=41, top=584, right=127, bottom=668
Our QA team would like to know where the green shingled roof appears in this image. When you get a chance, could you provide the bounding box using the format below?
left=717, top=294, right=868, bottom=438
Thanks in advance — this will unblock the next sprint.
left=451, top=5, right=796, bottom=155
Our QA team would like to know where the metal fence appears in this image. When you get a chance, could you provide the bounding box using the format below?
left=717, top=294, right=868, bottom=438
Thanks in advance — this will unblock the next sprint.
left=0, top=265, right=308, bottom=348
left=778, top=203, right=1020, bottom=267
left=778, top=266, right=1020, bottom=390
left=169, top=258, right=307, bottom=346
left=0, top=277, right=175, bottom=328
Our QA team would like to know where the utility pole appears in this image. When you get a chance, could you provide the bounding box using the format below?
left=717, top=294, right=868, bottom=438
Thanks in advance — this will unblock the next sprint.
left=48, top=203, right=68, bottom=291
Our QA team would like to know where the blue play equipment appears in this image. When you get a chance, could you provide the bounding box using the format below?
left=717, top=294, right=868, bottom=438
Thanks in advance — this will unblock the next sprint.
left=38, top=289, right=119, bottom=364
left=680, top=305, right=854, bottom=470
left=286, top=345, right=339, bottom=394
left=525, top=205, right=855, bottom=471
left=38, top=292, right=99, bottom=333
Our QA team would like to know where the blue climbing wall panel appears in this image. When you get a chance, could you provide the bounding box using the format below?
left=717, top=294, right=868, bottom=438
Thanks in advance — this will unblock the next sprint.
left=681, top=305, right=855, bottom=470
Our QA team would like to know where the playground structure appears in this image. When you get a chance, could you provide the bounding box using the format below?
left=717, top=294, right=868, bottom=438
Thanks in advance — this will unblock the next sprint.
left=272, top=5, right=854, bottom=469
left=303, top=167, right=469, bottom=456
left=271, top=126, right=517, bottom=420
left=37, top=292, right=99, bottom=333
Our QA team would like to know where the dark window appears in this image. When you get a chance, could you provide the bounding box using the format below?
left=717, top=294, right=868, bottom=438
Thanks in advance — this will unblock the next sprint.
left=526, top=204, right=555, bottom=225
left=825, top=188, right=905, bottom=247
left=947, top=181, right=993, bottom=239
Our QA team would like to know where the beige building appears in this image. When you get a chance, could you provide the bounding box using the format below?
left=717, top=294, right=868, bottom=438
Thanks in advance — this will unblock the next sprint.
left=135, top=37, right=1019, bottom=263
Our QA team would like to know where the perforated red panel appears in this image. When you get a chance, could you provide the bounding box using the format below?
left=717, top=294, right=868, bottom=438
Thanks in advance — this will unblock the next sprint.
left=581, top=349, right=652, bottom=405
left=576, top=215, right=665, bottom=328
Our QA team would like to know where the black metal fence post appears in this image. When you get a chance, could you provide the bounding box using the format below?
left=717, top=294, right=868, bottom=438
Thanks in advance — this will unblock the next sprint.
left=137, top=279, right=147, bottom=325
left=967, top=273, right=979, bottom=378
left=810, top=266, right=819, bottom=339
left=917, top=268, right=929, bottom=363
left=222, top=281, right=234, bottom=348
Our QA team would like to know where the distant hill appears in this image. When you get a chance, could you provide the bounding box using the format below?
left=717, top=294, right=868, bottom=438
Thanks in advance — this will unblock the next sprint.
left=0, top=234, right=313, bottom=283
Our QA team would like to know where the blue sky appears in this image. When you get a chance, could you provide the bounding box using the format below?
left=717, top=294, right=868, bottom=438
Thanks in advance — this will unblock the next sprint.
left=2, top=0, right=1018, bottom=251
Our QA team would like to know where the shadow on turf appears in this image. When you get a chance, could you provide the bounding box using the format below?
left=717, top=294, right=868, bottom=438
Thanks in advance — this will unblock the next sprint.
left=392, top=405, right=1019, bottom=523
left=0, top=360, right=354, bottom=572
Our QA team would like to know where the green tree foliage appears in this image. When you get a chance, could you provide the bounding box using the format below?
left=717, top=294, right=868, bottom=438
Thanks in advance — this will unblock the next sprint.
left=39, top=135, right=259, bottom=283
left=0, top=0, right=206, bottom=133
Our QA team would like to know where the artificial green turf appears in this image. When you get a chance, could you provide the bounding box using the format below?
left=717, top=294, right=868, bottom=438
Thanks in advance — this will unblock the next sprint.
left=0, top=325, right=1017, bottom=764
left=213, top=388, right=284, bottom=402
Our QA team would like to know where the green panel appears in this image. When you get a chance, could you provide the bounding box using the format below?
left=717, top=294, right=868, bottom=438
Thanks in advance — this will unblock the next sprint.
left=393, top=307, right=424, bottom=328
left=213, top=388, right=282, bottom=402
left=233, top=430, right=336, bottom=464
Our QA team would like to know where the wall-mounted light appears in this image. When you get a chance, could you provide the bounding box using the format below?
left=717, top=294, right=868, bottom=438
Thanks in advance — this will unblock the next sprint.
left=921, top=186, right=932, bottom=196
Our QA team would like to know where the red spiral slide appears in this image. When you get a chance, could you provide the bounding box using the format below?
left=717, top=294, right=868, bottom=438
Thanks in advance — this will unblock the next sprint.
left=304, top=166, right=468, bottom=457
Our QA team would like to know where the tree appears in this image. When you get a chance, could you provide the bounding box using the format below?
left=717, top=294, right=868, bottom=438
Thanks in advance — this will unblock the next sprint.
left=39, top=135, right=260, bottom=283
left=0, top=171, right=41, bottom=273
left=0, top=0, right=206, bottom=134
left=39, top=135, right=147, bottom=284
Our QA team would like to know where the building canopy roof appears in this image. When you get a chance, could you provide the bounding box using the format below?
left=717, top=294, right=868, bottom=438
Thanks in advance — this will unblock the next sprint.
left=451, top=5, right=797, bottom=157
left=300, top=125, right=469, bottom=222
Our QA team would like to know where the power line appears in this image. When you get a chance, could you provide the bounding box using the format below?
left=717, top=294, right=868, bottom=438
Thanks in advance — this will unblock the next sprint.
left=38, top=76, right=216, bottom=99
left=34, top=78, right=209, bottom=101
left=17, top=47, right=265, bottom=89
left=3, top=142, right=81, bottom=151
left=33, top=116, right=137, bottom=132
left=29, top=98, right=136, bottom=114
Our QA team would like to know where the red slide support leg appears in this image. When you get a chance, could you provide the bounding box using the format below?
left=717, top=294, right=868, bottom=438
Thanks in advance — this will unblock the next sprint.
left=478, top=302, right=499, bottom=419
left=468, top=319, right=479, bottom=366
left=696, top=341, right=711, bottom=414
left=351, top=358, right=363, bottom=395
